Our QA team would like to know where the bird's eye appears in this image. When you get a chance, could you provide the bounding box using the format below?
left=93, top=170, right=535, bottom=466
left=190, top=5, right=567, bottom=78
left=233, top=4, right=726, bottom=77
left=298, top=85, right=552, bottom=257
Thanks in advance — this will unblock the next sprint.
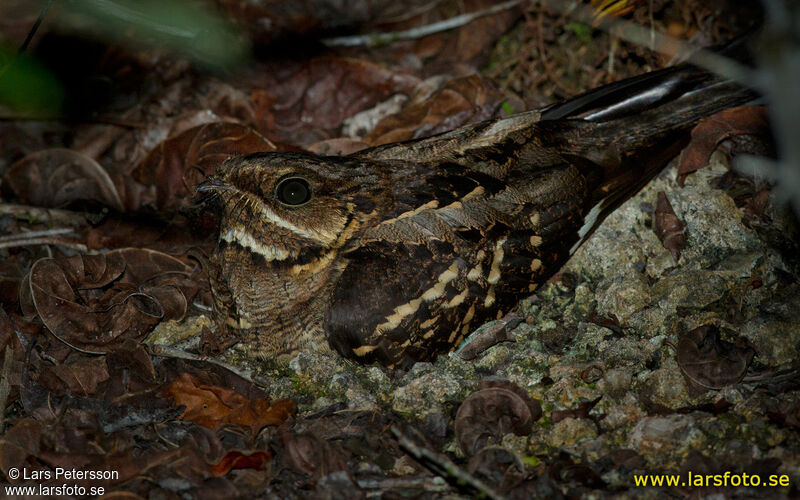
left=275, top=177, right=312, bottom=206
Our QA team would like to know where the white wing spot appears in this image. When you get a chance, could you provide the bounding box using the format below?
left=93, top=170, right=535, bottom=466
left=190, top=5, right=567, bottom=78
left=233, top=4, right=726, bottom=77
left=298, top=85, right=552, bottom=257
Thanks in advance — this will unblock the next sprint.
left=570, top=203, right=602, bottom=254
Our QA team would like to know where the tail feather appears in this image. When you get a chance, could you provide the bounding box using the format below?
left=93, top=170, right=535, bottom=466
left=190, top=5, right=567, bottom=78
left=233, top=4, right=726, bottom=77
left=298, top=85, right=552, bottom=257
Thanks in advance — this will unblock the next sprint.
left=542, top=62, right=759, bottom=254
left=540, top=64, right=711, bottom=122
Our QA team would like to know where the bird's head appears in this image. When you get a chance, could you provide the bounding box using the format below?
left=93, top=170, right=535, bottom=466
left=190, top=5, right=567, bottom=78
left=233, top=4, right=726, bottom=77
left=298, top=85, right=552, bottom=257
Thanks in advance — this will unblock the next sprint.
left=198, top=152, right=387, bottom=264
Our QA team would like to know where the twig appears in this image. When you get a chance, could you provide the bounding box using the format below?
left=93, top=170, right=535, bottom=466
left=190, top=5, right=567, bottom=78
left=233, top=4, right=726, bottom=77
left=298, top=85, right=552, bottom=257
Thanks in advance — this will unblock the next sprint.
left=607, top=34, right=617, bottom=75
left=0, top=0, right=54, bottom=82
left=19, top=0, right=56, bottom=54
left=0, top=112, right=148, bottom=128
left=0, top=228, right=77, bottom=240
left=0, top=346, right=14, bottom=432
left=321, top=0, right=524, bottom=47
left=391, top=426, right=508, bottom=500
left=0, top=203, right=93, bottom=227
left=147, top=344, right=259, bottom=386
left=357, top=476, right=449, bottom=493
left=0, top=237, right=88, bottom=252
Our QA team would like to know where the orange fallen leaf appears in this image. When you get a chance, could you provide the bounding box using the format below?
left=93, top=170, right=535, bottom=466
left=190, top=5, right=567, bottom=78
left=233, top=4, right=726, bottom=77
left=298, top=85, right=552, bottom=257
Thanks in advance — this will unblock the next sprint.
left=211, top=450, right=272, bottom=476
left=159, top=372, right=296, bottom=432
left=678, top=106, right=771, bottom=186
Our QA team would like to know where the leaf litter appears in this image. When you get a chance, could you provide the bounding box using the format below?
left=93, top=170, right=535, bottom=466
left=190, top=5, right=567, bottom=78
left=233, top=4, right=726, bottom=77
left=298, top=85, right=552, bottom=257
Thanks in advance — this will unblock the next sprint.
left=0, top=0, right=797, bottom=497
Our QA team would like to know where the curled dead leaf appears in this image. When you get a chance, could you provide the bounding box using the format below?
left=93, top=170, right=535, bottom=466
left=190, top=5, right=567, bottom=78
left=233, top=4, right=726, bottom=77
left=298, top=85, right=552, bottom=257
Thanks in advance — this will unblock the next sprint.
left=365, top=75, right=507, bottom=145
left=20, top=248, right=199, bottom=353
left=455, top=380, right=541, bottom=457
left=251, top=58, right=420, bottom=147
left=280, top=428, right=350, bottom=480
left=676, top=324, right=756, bottom=390
left=38, top=356, right=110, bottom=397
left=3, top=148, right=124, bottom=211
left=466, top=446, right=526, bottom=493
left=130, top=122, right=276, bottom=211
left=159, top=372, right=296, bottom=433
left=678, top=106, right=772, bottom=185
left=654, top=191, right=686, bottom=261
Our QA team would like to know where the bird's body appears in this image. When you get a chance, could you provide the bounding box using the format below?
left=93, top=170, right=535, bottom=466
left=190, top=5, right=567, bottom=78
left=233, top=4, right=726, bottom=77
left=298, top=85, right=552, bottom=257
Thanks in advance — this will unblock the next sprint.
left=202, top=64, right=756, bottom=368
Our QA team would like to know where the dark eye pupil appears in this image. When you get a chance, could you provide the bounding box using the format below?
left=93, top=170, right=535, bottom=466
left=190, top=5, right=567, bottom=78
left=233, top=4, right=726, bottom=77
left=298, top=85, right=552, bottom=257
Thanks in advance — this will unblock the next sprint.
left=277, top=178, right=311, bottom=205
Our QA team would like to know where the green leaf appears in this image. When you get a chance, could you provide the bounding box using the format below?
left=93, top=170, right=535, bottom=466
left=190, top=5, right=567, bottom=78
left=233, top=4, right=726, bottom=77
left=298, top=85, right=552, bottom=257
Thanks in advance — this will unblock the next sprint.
left=0, top=45, right=64, bottom=117
left=522, top=455, right=541, bottom=467
left=567, top=22, right=592, bottom=42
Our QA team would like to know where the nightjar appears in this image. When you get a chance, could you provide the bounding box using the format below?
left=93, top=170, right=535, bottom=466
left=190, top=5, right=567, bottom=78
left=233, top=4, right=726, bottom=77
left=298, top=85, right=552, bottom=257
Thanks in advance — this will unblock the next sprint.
left=199, top=63, right=756, bottom=368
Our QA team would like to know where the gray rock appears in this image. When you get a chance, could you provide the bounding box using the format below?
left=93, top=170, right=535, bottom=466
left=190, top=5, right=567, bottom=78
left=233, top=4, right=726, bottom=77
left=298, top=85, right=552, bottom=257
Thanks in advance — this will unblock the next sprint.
left=628, top=413, right=710, bottom=467
left=545, top=417, right=598, bottom=448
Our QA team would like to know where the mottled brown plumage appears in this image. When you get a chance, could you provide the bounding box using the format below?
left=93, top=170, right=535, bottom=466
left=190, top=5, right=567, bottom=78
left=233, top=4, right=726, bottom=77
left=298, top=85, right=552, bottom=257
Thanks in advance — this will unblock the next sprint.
left=200, top=64, right=756, bottom=368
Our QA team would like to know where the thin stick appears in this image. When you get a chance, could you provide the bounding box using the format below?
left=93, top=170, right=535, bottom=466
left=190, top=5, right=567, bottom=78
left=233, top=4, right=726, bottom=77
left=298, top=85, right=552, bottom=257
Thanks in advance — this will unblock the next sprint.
left=147, top=344, right=259, bottom=386
left=322, top=0, right=524, bottom=47
left=0, top=228, right=76, bottom=241
left=356, top=476, right=449, bottom=492
left=0, top=347, right=14, bottom=432
left=0, top=112, right=148, bottom=128
left=391, top=426, right=508, bottom=500
left=0, top=203, right=90, bottom=227
left=19, top=0, right=56, bottom=53
left=0, top=238, right=87, bottom=252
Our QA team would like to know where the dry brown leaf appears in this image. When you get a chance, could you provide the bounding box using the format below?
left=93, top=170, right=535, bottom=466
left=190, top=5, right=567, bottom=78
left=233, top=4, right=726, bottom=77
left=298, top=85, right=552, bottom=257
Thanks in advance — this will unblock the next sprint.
left=654, top=191, right=686, bottom=261
left=129, top=122, right=276, bottom=212
left=3, top=148, right=124, bottom=211
left=678, top=106, right=772, bottom=185
left=250, top=58, right=420, bottom=147
left=455, top=380, right=540, bottom=457
left=159, top=372, right=296, bottom=433
left=365, top=75, right=507, bottom=145
left=210, top=450, right=272, bottom=476
left=0, top=419, right=41, bottom=484
left=676, top=324, right=756, bottom=390
left=280, top=428, right=350, bottom=480
left=20, top=248, right=200, bottom=353
left=38, top=356, right=110, bottom=397
left=306, top=137, right=371, bottom=156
